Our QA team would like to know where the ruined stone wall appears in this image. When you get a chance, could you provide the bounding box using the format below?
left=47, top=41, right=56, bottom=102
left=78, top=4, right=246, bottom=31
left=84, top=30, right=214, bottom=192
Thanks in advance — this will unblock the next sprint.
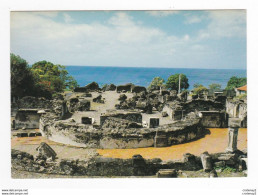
left=200, top=111, right=228, bottom=128
left=16, top=96, right=52, bottom=109
left=15, top=110, right=40, bottom=129
left=100, top=113, right=142, bottom=126
left=11, top=149, right=203, bottom=177
left=116, top=84, right=133, bottom=92
left=40, top=113, right=207, bottom=149
left=226, top=99, right=247, bottom=127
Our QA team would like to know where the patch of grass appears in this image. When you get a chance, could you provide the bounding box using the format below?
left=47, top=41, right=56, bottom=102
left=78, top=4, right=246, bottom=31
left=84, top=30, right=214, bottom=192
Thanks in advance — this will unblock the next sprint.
left=215, top=166, right=237, bottom=173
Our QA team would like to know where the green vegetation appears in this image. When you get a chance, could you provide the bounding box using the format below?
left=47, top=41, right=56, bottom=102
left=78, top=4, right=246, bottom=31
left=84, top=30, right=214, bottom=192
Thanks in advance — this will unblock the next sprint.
left=234, top=94, right=247, bottom=101
left=166, top=74, right=189, bottom=92
left=208, top=83, right=221, bottom=91
left=11, top=53, right=39, bottom=98
left=31, top=60, right=78, bottom=93
left=192, top=83, right=208, bottom=96
left=11, top=53, right=78, bottom=99
left=215, top=166, right=237, bottom=173
left=147, top=77, right=165, bottom=90
left=226, top=76, right=247, bottom=90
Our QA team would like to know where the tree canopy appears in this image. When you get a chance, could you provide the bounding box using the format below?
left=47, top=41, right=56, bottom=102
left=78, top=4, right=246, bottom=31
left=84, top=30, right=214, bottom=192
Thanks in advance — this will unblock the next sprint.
left=31, top=61, right=78, bottom=94
left=208, top=83, right=221, bottom=91
left=166, top=74, right=189, bottom=92
left=192, top=83, right=208, bottom=95
left=11, top=54, right=36, bottom=98
left=147, top=77, right=165, bottom=90
left=225, top=76, right=247, bottom=90
left=11, top=54, right=79, bottom=99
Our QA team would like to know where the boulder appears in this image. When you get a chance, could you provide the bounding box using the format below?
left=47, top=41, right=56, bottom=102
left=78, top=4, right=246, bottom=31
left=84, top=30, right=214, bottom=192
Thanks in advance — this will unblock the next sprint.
left=74, top=87, right=87, bottom=92
left=131, top=86, right=146, bottom=93
left=118, top=94, right=127, bottom=101
left=85, top=82, right=99, bottom=91
left=116, top=83, right=133, bottom=92
left=93, top=95, right=104, bottom=103
left=103, top=84, right=116, bottom=91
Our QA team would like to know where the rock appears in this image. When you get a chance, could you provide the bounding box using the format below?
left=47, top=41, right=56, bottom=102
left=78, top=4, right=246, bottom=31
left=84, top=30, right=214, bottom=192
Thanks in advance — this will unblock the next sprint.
left=93, top=95, right=104, bottom=103
left=131, top=86, right=146, bottom=93
left=209, top=170, right=218, bottom=177
left=36, top=142, right=57, bottom=161
left=160, top=90, right=170, bottom=96
left=228, top=118, right=242, bottom=128
left=154, top=131, right=167, bottom=147
left=156, top=169, right=177, bottom=178
left=116, top=83, right=133, bottom=93
left=118, top=94, right=127, bottom=101
left=200, top=152, right=212, bottom=172
left=102, top=117, right=142, bottom=130
left=183, top=153, right=196, bottom=163
left=37, top=110, right=46, bottom=114
left=69, top=118, right=75, bottom=122
left=74, top=87, right=87, bottom=92
left=103, top=84, right=116, bottom=91
left=38, top=166, right=45, bottom=173
left=218, top=153, right=237, bottom=165
left=85, top=82, right=99, bottom=91
left=214, top=161, right=226, bottom=167
left=162, top=111, right=168, bottom=117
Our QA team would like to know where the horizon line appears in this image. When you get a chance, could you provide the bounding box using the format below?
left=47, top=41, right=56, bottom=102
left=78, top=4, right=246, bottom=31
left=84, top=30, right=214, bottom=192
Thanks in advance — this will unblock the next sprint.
left=62, top=64, right=247, bottom=70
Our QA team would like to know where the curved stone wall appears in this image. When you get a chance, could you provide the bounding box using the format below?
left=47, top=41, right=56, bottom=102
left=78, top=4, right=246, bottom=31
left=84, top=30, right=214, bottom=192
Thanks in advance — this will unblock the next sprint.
left=39, top=113, right=207, bottom=149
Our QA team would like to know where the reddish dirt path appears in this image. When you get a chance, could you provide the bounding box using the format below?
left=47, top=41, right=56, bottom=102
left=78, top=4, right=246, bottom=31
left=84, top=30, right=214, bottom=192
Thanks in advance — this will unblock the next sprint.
left=97, top=128, right=247, bottom=161
left=11, top=128, right=247, bottom=161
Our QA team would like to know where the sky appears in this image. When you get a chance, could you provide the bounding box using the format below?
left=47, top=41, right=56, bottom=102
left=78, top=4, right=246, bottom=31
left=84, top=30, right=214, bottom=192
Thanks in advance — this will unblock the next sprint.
left=10, top=10, right=246, bottom=69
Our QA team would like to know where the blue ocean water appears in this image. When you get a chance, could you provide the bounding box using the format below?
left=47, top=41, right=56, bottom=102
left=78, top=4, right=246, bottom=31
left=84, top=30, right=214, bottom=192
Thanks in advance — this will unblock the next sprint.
left=65, top=66, right=247, bottom=89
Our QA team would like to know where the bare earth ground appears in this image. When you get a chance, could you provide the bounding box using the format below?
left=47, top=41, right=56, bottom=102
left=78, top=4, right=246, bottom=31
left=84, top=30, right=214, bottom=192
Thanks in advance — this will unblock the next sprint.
left=11, top=128, right=247, bottom=161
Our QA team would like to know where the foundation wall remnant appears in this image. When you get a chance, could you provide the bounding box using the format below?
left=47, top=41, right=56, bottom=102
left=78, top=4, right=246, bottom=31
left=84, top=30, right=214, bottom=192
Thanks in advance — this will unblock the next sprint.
left=40, top=112, right=207, bottom=149
left=15, top=109, right=40, bottom=129
left=200, top=111, right=228, bottom=128
left=100, top=112, right=142, bottom=126
left=226, top=99, right=247, bottom=127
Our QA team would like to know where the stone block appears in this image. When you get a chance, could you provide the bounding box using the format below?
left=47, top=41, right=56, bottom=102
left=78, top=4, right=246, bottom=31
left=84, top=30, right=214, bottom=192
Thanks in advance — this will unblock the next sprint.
left=36, top=142, right=57, bottom=161
left=228, top=118, right=242, bottom=128
left=154, top=135, right=168, bottom=147
left=156, top=169, right=177, bottom=178
left=214, top=161, right=226, bottom=167
left=200, top=152, right=212, bottom=172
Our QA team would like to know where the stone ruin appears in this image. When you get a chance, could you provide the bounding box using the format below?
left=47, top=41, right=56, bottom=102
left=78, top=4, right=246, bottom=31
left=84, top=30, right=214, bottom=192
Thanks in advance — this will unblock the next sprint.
left=36, top=142, right=57, bottom=161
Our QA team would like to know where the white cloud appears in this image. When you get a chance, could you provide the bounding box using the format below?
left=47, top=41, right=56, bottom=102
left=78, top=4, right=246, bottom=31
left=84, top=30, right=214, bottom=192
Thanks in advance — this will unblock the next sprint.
left=198, top=10, right=246, bottom=39
left=11, top=12, right=188, bottom=67
left=183, top=34, right=190, bottom=41
left=185, top=15, right=202, bottom=24
left=63, top=13, right=73, bottom=23
left=146, top=11, right=179, bottom=17
left=10, top=11, right=246, bottom=69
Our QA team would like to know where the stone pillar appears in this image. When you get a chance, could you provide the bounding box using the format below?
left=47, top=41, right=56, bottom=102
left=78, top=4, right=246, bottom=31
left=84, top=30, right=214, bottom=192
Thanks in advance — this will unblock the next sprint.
left=200, top=152, right=212, bottom=172
left=226, top=127, right=239, bottom=153
left=226, top=118, right=241, bottom=153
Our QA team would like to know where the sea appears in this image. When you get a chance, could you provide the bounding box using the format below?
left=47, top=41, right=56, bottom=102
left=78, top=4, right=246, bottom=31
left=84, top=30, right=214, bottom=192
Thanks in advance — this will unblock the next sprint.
left=65, top=66, right=247, bottom=90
